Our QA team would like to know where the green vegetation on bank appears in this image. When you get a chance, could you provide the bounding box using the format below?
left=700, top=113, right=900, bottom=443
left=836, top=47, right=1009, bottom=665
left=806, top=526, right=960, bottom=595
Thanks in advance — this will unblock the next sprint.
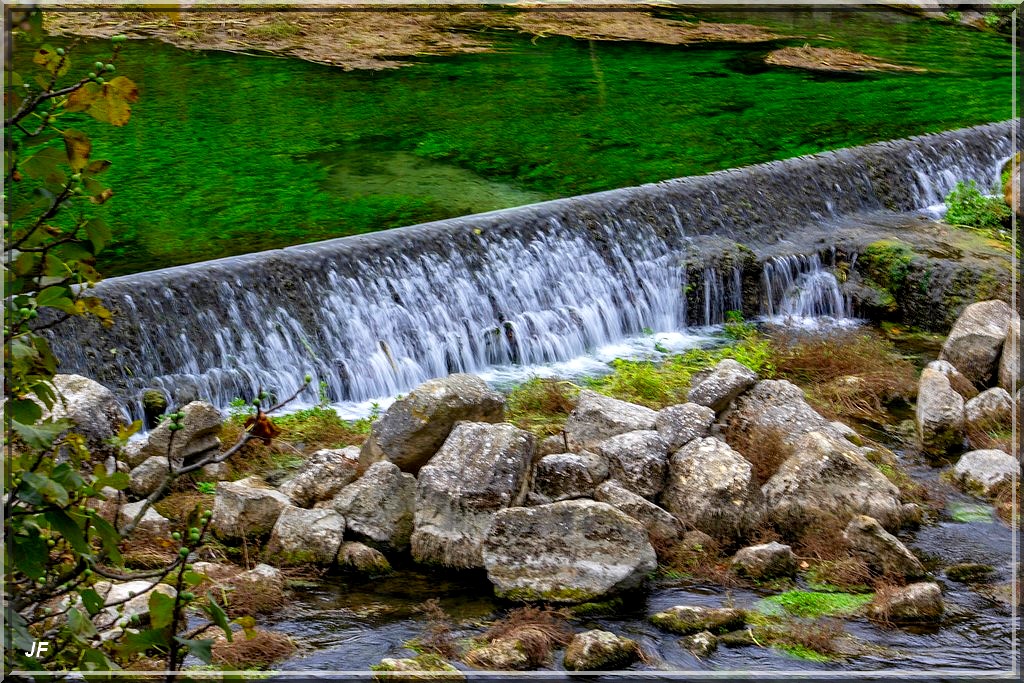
left=15, top=7, right=1011, bottom=275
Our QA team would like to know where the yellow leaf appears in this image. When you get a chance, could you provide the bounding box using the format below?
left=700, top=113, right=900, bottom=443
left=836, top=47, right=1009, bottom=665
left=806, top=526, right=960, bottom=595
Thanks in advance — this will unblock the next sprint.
left=89, top=188, right=115, bottom=205
left=63, top=130, right=91, bottom=172
left=65, top=83, right=101, bottom=113
left=106, top=76, right=139, bottom=104
left=33, top=45, right=70, bottom=77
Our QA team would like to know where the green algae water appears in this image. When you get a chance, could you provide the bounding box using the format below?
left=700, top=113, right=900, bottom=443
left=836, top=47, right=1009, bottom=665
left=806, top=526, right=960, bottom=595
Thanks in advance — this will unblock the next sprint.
left=22, top=8, right=1011, bottom=275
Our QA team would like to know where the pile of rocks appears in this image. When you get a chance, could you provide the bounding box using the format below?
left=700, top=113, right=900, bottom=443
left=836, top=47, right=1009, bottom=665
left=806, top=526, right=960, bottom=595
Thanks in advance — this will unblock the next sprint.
left=914, top=299, right=1020, bottom=498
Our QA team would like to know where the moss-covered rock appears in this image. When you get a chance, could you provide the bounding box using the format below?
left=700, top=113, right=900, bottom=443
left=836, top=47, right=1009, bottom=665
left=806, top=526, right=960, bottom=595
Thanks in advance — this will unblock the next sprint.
left=371, top=653, right=464, bottom=681
left=649, top=605, right=745, bottom=635
left=563, top=629, right=639, bottom=671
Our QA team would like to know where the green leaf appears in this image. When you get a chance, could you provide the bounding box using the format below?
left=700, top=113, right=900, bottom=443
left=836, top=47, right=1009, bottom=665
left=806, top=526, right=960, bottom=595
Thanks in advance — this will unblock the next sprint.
left=80, top=647, right=118, bottom=671
left=90, top=514, right=123, bottom=564
left=80, top=588, right=105, bottom=616
left=148, top=590, right=175, bottom=630
left=117, top=628, right=169, bottom=657
left=174, top=636, right=214, bottom=665
left=11, top=531, right=48, bottom=579
left=20, top=146, right=67, bottom=183
left=99, top=471, right=130, bottom=491
left=183, top=570, right=206, bottom=587
left=3, top=606, right=34, bottom=653
left=7, top=398, right=42, bottom=424
left=36, top=285, right=74, bottom=310
left=204, top=593, right=233, bottom=641
left=44, top=508, right=89, bottom=555
left=50, top=462, right=86, bottom=491
left=21, top=471, right=70, bottom=506
left=68, top=606, right=98, bottom=638
left=62, top=130, right=91, bottom=172
left=11, top=417, right=70, bottom=449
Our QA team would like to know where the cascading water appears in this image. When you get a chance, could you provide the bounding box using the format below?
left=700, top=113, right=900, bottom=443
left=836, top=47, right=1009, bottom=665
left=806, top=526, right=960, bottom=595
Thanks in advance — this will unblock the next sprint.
left=45, top=121, right=1015, bottom=418
left=760, top=253, right=851, bottom=322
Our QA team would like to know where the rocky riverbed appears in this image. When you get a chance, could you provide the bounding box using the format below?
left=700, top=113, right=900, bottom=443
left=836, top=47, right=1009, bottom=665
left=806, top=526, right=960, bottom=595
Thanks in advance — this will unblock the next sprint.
left=55, top=297, right=1019, bottom=674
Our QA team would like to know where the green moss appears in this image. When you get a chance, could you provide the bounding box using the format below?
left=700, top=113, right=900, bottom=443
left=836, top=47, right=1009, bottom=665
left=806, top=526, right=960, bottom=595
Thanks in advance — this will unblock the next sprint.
left=775, top=643, right=833, bottom=662
left=755, top=590, right=873, bottom=618
left=498, top=585, right=599, bottom=603
left=947, top=502, right=995, bottom=523
left=861, top=240, right=915, bottom=298
left=504, top=377, right=578, bottom=437
left=569, top=596, right=626, bottom=617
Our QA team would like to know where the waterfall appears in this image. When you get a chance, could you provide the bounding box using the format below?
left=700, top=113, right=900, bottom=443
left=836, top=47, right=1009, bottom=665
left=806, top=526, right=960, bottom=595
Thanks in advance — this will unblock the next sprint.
left=760, top=253, right=850, bottom=322
left=44, top=121, right=1015, bottom=418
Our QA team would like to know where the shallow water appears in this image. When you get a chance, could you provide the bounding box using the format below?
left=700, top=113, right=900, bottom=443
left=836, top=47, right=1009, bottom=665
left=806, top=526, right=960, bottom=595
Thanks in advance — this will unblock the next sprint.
left=13, top=7, right=1010, bottom=275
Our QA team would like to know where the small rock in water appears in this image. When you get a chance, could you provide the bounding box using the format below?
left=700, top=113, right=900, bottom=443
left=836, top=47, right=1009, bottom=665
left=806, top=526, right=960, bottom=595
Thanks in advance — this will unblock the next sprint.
left=843, top=515, right=926, bottom=580
left=372, top=654, right=464, bottom=681
left=944, top=562, right=995, bottom=583
left=868, top=581, right=944, bottom=623
left=916, top=367, right=966, bottom=458
left=463, top=637, right=532, bottom=671
left=730, top=542, right=797, bottom=580
left=649, top=605, right=746, bottom=635
left=563, top=629, right=640, bottom=671
left=679, top=630, right=718, bottom=658
left=337, top=541, right=392, bottom=574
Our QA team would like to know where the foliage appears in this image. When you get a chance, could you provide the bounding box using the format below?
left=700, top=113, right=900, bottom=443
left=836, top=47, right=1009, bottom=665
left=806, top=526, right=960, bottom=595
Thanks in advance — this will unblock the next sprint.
left=585, top=334, right=774, bottom=409
left=505, top=377, right=578, bottom=437
left=945, top=180, right=1011, bottom=236
left=769, top=328, right=916, bottom=425
left=756, top=590, right=873, bottom=619
left=196, top=481, right=217, bottom=495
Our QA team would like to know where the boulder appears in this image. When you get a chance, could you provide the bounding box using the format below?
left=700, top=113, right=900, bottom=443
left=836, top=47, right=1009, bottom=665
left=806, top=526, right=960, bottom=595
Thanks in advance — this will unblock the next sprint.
left=594, top=480, right=684, bottom=550
left=953, top=449, right=1020, bottom=496
left=210, top=476, right=291, bottom=540
left=359, top=374, right=504, bottom=474
left=46, top=374, right=127, bottom=451
left=916, top=366, right=966, bottom=457
left=537, top=434, right=568, bottom=457
left=680, top=631, right=718, bottom=658
left=595, top=430, right=670, bottom=499
left=115, top=500, right=171, bottom=538
left=868, top=582, right=944, bottom=623
left=649, top=606, right=745, bottom=635
left=332, top=461, right=416, bottom=551
left=965, top=388, right=1014, bottom=438
left=265, top=505, right=345, bottom=565
left=730, top=542, right=797, bottom=580
left=122, top=440, right=148, bottom=468
left=531, top=452, right=608, bottom=502
left=563, top=390, right=656, bottom=450
left=925, top=360, right=979, bottom=400
left=337, top=541, right=392, bottom=574
left=129, top=456, right=169, bottom=498
left=725, top=379, right=854, bottom=449
left=411, top=422, right=534, bottom=568
left=280, top=446, right=359, bottom=508
left=687, top=359, right=758, bottom=412
left=563, top=630, right=639, bottom=671
left=843, top=515, right=925, bottom=579
left=999, top=311, right=1020, bottom=393
left=762, top=431, right=904, bottom=535
left=661, top=437, right=763, bottom=542
left=481, top=499, right=656, bottom=603
left=140, top=400, right=222, bottom=466
left=939, top=299, right=1013, bottom=387
left=654, top=402, right=715, bottom=451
